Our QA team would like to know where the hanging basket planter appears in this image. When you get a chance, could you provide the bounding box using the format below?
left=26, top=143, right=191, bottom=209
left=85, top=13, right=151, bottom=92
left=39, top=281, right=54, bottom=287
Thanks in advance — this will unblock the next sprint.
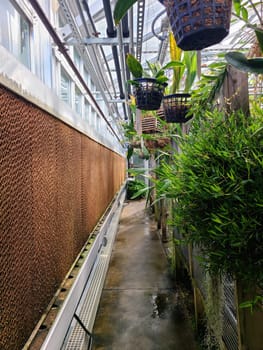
left=144, top=137, right=171, bottom=150
left=161, top=0, right=232, bottom=51
left=133, top=78, right=167, bottom=111
left=141, top=115, right=161, bottom=133
left=162, top=93, right=192, bottom=123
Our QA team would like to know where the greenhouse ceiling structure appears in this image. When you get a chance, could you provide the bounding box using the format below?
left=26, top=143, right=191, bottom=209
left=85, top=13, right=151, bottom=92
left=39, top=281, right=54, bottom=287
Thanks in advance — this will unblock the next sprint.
left=55, top=0, right=258, bottom=127
left=0, top=1, right=262, bottom=350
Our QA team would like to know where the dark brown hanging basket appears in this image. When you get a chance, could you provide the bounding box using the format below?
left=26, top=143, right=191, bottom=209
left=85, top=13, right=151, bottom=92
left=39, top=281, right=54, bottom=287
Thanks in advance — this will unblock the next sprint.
left=144, top=137, right=171, bottom=150
left=162, top=93, right=192, bottom=123
left=160, top=0, right=232, bottom=51
left=133, top=78, right=167, bottom=111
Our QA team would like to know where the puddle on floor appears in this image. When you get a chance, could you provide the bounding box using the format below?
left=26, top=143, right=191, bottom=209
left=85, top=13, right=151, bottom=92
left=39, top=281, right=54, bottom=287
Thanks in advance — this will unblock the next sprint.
left=151, top=290, right=188, bottom=323
left=151, top=293, right=169, bottom=319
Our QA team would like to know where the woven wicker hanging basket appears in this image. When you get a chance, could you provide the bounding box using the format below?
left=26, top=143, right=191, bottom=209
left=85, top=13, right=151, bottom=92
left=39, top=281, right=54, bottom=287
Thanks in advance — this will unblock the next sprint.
left=162, top=93, right=192, bottom=123
left=133, top=78, right=167, bottom=111
left=160, top=0, right=232, bottom=51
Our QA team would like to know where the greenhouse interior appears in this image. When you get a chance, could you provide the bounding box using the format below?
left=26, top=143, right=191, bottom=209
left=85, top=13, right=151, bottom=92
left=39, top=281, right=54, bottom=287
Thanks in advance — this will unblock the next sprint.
left=0, top=0, right=262, bottom=349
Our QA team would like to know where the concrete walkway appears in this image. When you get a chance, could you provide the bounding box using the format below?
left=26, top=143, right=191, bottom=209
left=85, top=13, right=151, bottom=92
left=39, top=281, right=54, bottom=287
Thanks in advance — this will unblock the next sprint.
left=92, top=199, right=198, bottom=350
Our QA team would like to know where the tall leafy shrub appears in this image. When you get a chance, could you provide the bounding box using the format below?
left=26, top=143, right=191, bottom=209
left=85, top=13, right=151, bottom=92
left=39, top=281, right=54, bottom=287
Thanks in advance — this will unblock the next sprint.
left=162, top=108, right=263, bottom=292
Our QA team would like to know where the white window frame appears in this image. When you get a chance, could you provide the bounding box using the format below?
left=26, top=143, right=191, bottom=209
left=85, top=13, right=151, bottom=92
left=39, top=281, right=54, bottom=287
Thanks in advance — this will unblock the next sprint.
left=0, top=0, right=33, bottom=69
left=60, top=67, right=72, bottom=106
left=74, top=85, right=83, bottom=117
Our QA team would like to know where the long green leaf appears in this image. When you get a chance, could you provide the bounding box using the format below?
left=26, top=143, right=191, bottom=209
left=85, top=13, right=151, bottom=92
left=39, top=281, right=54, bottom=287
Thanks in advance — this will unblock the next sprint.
left=126, top=53, right=143, bottom=78
left=225, top=52, right=263, bottom=74
left=184, top=51, right=197, bottom=92
left=114, top=0, right=137, bottom=25
left=160, top=61, right=184, bottom=71
left=233, top=0, right=241, bottom=16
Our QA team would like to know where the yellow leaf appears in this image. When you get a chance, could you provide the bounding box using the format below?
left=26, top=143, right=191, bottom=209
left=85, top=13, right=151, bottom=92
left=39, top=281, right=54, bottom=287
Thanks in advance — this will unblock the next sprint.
left=130, top=95, right=136, bottom=106
left=169, top=32, right=182, bottom=62
left=169, top=32, right=184, bottom=93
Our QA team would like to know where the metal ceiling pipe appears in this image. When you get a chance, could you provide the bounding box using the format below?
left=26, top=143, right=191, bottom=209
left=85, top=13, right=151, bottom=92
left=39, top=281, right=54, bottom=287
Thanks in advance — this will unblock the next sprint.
left=122, top=14, right=129, bottom=38
left=102, top=0, right=125, bottom=100
left=129, top=8, right=134, bottom=56
left=80, top=0, right=124, bottom=130
left=117, top=22, right=130, bottom=121
left=112, top=47, right=125, bottom=99
left=102, top=0, right=116, bottom=38
left=79, top=0, right=119, bottom=102
left=122, top=13, right=131, bottom=89
left=79, top=0, right=116, bottom=101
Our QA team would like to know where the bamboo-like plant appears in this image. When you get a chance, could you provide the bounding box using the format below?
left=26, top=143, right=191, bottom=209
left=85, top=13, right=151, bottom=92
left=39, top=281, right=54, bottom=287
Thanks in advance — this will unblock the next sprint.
left=155, top=107, right=263, bottom=303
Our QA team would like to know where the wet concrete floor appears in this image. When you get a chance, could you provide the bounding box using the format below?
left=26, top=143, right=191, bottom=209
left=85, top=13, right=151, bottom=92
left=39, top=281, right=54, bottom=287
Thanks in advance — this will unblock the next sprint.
left=92, top=199, right=198, bottom=350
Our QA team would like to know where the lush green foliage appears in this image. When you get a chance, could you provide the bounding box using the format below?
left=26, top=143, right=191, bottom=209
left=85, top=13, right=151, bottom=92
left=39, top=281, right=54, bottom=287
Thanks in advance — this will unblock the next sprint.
left=126, top=177, right=147, bottom=200
left=126, top=53, right=184, bottom=85
left=157, top=108, right=263, bottom=290
left=189, top=61, right=227, bottom=120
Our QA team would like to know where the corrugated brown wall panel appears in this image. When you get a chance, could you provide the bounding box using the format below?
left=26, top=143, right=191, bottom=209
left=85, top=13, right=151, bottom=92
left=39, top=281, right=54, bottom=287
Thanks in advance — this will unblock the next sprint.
left=30, top=107, right=59, bottom=320
left=55, top=124, right=79, bottom=280
left=81, top=136, right=92, bottom=234
left=0, top=89, right=36, bottom=350
left=72, top=135, right=84, bottom=254
left=99, top=146, right=110, bottom=212
left=84, top=138, right=97, bottom=232
left=0, top=84, right=126, bottom=350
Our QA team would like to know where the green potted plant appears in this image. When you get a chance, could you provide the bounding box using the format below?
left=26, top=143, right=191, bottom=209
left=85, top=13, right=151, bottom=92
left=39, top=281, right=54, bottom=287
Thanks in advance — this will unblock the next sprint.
left=114, top=0, right=232, bottom=51
left=126, top=53, right=184, bottom=110
left=162, top=32, right=197, bottom=123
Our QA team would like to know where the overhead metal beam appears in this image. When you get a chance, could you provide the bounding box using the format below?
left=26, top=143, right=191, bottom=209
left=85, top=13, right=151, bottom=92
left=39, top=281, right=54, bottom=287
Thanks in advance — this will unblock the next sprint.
left=28, top=0, right=121, bottom=143
left=80, top=0, right=124, bottom=127
left=66, top=37, right=131, bottom=45
left=96, top=99, right=126, bottom=103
